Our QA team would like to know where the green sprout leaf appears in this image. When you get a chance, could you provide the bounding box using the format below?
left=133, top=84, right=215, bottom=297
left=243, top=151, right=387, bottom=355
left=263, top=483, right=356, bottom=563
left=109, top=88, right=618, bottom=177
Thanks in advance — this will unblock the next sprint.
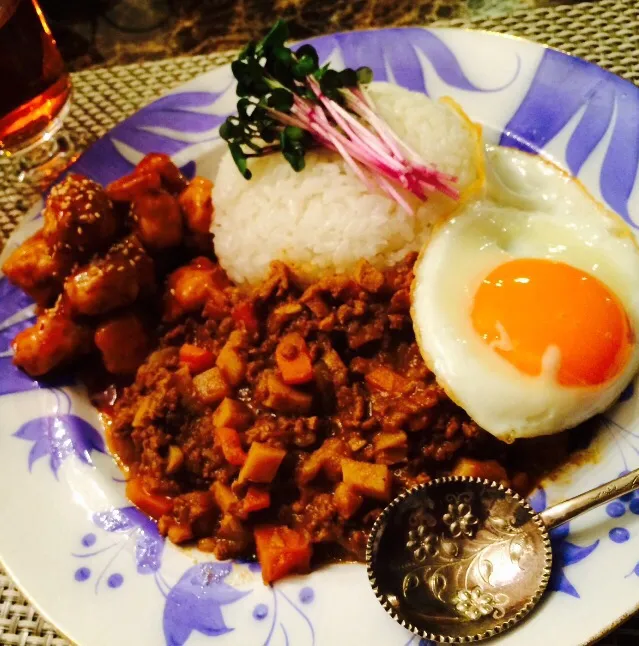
left=229, top=142, right=252, bottom=180
left=356, top=66, right=373, bottom=84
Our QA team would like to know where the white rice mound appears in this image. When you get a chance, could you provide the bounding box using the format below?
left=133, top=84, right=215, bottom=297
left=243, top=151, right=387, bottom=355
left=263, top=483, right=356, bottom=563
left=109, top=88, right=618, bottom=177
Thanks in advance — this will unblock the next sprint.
left=212, top=81, right=482, bottom=284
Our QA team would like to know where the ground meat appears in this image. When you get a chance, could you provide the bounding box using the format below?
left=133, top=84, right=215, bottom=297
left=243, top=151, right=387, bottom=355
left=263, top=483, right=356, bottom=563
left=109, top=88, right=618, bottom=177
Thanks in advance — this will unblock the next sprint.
left=107, top=253, right=541, bottom=576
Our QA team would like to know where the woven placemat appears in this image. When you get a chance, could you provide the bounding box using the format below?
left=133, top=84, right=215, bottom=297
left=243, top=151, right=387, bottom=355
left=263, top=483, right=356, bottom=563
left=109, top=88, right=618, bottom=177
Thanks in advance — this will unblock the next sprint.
left=1, top=1, right=638, bottom=644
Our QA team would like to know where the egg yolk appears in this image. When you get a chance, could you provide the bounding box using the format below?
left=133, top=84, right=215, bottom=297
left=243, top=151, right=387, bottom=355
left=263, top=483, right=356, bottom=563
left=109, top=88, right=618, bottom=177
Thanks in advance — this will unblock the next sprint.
left=471, top=258, right=632, bottom=386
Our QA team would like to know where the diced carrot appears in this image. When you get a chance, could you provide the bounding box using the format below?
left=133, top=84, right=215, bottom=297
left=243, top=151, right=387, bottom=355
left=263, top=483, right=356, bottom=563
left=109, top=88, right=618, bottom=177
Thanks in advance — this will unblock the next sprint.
left=341, top=459, right=391, bottom=501
left=365, top=366, right=409, bottom=394
left=243, top=486, right=271, bottom=513
left=238, top=442, right=286, bottom=484
left=179, top=343, right=216, bottom=374
left=275, top=332, right=314, bottom=385
left=126, top=478, right=174, bottom=519
left=215, top=427, right=247, bottom=467
left=211, top=481, right=240, bottom=514
left=193, top=366, right=231, bottom=405
left=213, top=398, right=252, bottom=430
left=333, top=482, right=363, bottom=519
left=232, top=301, right=258, bottom=335
left=105, top=170, right=161, bottom=201
left=254, top=525, right=312, bottom=583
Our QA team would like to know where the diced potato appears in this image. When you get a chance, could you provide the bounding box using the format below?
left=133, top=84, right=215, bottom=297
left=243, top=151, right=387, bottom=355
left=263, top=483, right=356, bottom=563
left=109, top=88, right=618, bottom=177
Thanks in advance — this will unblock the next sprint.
left=341, top=459, right=391, bottom=501
left=261, top=371, right=313, bottom=415
left=216, top=331, right=247, bottom=387
left=254, top=525, right=311, bottom=583
left=211, top=481, right=240, bottom=514
left=213, top=398, right=252, bottom=430
left=166, top=446, right=184, bottom=475
left=238, top=442, right=286, bottom=484
left=452, top=458, right=508, bottom=484
left=193, top=367, right=231, bottom=406
left=333, top=482, right=363, bottom=519
left=322, top=347, right=348, bottom=387
left=373, top=431, right=408, bottom=465
left=365, top=366, right=409, bottom=394
left=297, top=438, right=350, bottom=485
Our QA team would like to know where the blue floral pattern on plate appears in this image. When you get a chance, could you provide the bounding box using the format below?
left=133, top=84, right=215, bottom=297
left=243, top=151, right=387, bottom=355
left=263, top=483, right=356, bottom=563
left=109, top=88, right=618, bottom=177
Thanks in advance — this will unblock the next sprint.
left=501, top=48, right=639, bottom=223
left=72, top=506, right=165, bottom=593
left=13, top=388, right=105, bottom=478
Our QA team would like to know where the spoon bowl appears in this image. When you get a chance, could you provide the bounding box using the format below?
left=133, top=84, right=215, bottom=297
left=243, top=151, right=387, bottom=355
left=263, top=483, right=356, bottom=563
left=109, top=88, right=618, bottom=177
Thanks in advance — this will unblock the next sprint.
left=368, top=466, right=639, bottom=642
left=366, top=477, right=552, bottom=643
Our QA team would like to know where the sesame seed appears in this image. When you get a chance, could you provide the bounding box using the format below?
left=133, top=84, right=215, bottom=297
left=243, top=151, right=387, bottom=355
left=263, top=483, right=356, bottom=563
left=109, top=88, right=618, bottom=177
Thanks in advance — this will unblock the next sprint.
left=77, top=227, right=83, bottom=235
left=117, top=265, right=125, bottom=272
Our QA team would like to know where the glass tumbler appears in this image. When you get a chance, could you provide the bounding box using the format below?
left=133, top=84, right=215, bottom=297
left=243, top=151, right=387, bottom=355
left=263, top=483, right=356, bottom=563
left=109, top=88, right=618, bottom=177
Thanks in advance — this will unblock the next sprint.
left=0, top=0, right=74, bottom=184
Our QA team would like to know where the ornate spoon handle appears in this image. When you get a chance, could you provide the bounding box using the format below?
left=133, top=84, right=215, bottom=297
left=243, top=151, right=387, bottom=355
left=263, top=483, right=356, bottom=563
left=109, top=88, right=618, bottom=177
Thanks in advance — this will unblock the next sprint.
left=540, top=467, right=639, bottom=530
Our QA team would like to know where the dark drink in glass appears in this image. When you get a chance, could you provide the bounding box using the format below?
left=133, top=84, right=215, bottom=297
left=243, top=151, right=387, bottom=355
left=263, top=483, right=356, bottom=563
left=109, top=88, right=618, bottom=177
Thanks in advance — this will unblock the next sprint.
left=0, top=0, right=72, bottom=171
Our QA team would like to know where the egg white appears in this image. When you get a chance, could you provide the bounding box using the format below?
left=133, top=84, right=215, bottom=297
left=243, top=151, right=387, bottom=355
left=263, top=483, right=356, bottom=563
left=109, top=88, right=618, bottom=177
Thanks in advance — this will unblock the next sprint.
left=412, top=146, right=639, bottom=441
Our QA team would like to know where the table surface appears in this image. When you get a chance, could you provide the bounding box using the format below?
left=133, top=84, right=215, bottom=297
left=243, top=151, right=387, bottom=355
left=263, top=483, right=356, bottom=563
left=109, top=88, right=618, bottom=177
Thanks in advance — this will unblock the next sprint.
left=38, top=0, right=587, bottom=72
left=1, top=1, right=639, bottom=644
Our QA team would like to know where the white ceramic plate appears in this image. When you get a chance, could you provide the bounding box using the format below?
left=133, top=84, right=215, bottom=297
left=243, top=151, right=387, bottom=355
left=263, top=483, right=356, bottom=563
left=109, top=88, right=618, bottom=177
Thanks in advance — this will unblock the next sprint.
left=1, top=27, right=639, bottom=646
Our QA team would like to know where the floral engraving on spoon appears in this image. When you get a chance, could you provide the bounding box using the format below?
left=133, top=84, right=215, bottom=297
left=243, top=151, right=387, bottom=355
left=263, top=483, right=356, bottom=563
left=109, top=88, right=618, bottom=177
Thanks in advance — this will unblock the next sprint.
left=400, top=489, right=533, bottom=620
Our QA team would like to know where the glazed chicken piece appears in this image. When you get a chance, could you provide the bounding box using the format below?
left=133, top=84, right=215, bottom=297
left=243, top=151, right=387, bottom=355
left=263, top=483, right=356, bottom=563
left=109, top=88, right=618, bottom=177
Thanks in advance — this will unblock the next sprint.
left=64, top=235, right=155, bottom=316
left=178, top=177, right=214, bottom=235
left=12, top=300, right=93, bottom=377
left=43, top=174, right=119, bottom=258
left=132, top=189, right=184, bottom=251
left=134, top=153, right=188, bottom=195
left=1, top=231, right=71, bottom=306
left=164, top=257, right=229, bottom=321
left=94, top=312, right=151, bottom=375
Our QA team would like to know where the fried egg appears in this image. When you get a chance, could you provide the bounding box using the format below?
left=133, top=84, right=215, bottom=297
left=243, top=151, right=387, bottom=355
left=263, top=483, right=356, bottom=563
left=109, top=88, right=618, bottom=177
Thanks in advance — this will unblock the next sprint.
left=412, top=145, right=639, bottom=441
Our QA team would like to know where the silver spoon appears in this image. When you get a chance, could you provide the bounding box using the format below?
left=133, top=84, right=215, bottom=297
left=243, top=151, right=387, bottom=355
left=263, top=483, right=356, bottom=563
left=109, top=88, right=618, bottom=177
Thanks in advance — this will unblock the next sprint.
left=366, top=469, right=639, bottom=643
